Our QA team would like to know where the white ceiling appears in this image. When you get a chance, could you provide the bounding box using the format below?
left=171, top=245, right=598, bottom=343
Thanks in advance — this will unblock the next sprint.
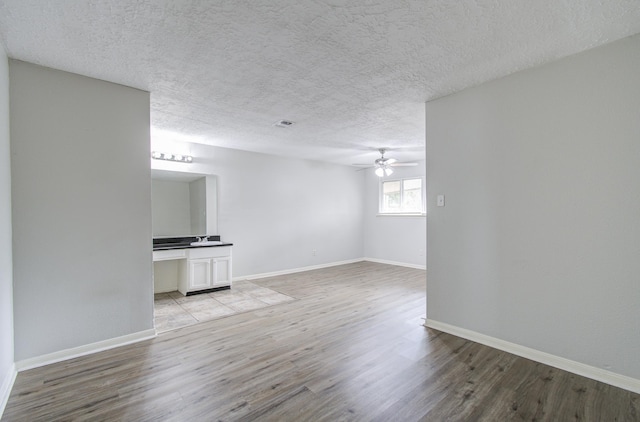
left=1, top=1, right=639, bottom=166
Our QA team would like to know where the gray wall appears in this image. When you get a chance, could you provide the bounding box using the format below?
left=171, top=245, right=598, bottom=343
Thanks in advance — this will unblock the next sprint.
left=189, top=177, right=206, bottom=235
left=152, top=143, right=365, bottom=277
left=152, top=179, right=192, bottom=236
left=363, top=161, right=426, bottom=268
left=426, top=34, right=640, bottom=379
left=0, top=44, right=14, bottom=398
left=10, top=61, right=153, bottom=361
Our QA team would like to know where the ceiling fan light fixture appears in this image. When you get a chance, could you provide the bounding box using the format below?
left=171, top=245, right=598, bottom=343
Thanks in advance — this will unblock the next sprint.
left=353, top=147, right=418, bottom=176
left=375, top=165, right=393, bottom=177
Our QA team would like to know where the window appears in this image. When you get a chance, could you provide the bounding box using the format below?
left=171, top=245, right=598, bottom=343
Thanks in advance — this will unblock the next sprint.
left=380, top=178, right=424, bottom=214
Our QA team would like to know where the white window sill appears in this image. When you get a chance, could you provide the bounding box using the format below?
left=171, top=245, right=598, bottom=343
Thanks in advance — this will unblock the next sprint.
left=377, top=213, right=426, bottom=217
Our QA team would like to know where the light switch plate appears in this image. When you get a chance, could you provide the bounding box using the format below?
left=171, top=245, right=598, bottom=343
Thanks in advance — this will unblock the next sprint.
left=437, top=195, right=445, bottom=207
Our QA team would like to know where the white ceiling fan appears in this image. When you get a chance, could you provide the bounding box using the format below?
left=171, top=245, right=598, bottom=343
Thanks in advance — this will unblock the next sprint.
left=352, top=148, right=418, bottom=177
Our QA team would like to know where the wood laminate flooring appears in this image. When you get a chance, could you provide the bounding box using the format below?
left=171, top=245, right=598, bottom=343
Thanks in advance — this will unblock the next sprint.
left=3, top=262, right=638, bottom=421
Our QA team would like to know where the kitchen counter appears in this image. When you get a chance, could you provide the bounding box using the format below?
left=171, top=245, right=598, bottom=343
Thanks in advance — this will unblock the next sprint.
left=153, top=236, right=234, bottom=295
left=153, top=236, right=233, bottom=251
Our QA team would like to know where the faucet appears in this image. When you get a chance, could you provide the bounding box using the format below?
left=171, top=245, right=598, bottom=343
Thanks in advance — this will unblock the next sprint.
left=202, top=236, right=209, bottom=242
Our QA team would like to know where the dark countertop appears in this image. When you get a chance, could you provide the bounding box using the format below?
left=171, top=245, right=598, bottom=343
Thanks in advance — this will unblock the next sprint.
left=153, top=236, right=233, bottom=251
left=153, top=243, right=234, bottom=251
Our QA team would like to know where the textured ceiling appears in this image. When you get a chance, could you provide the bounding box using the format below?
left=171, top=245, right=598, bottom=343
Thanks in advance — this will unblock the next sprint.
left=1, top=1, right=640, bottom=165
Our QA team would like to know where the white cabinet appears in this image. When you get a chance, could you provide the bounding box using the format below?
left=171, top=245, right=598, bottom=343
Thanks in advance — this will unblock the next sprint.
left=188, top=258, right=213, bottom=291
left=178, top=246, right=232, bottom=295
left=152, top=249, right=186, bottom=261
left=211, top=256, right=232, bottom=286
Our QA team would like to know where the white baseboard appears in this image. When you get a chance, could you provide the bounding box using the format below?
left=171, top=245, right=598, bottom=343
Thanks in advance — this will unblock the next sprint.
left=0, top=363, right=17, bottom=418
left=425, top=319, right=640, bottom=394
left=15, top=329, right=157, bottom=372
left=363, top=257, right=426, bottom=270
left=235, top=258, right=365, bottom=281
left=235, top=257, right=426, bottom=282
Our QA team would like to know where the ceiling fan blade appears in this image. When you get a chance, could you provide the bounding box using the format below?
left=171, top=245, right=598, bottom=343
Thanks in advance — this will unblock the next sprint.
left=385, top=158, right=397, bottom=164
left=352, top=163, right=372, bottom=167
left=390, top=162, right=418, bottom=167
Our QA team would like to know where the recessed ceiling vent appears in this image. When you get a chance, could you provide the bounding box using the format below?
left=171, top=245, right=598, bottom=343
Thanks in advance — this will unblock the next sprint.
left=274, top=120, right=295, bottom=128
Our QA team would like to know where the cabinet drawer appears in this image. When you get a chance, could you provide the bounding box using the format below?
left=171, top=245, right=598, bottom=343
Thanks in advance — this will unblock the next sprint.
left=187, top=246, right=231, bottom=259
left=153, top=249, right=187, bottom=261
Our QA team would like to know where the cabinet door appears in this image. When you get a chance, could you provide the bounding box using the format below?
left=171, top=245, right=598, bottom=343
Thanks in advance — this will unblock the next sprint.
left=212, top=257, right=231, bottom=287
left=189, top=258, right=212, bottom=290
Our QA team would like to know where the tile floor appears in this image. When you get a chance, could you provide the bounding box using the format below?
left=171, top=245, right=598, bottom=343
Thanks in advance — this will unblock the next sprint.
left=154, top=280, right=296, bottom=333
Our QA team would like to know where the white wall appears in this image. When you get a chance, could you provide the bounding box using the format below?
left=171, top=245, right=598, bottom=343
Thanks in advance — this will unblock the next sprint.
left=10, top=61, right=153, bottom=361
left=426, top=34, right=640, bottom=380
left=0, top=43, right=15, bottom=413
left=152, top=143, right=365, bottom=277
left=362, top=162, right=426, bottom=268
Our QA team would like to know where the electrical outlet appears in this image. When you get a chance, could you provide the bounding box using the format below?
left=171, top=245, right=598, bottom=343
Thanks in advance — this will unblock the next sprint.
left=418, top=249, right=424, bottom=256
left=312, top=249, right=317, bottom=256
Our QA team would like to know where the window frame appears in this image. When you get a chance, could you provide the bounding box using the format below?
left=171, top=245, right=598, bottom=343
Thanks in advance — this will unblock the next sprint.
left=378, top=177, right=426, bottom=216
